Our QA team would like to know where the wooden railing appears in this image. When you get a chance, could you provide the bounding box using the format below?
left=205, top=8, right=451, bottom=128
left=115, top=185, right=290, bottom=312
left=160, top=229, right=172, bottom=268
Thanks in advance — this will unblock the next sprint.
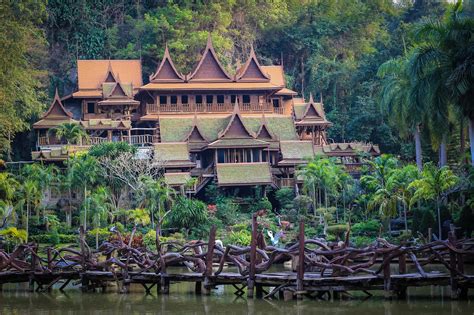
left=147, top=102, right=283, bottom=114
left=278, top=178, right=295, bottom=188
left=123, top=135, right=160, bottom=145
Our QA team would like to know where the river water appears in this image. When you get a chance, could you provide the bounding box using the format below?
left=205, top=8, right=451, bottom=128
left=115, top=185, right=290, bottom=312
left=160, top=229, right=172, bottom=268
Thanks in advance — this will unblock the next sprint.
left=0, top=282, right=472, bottom=315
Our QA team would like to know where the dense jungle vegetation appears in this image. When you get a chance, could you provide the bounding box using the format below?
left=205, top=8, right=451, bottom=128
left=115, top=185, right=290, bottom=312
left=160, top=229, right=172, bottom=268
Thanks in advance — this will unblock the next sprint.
left=0, top=0, right=473, bottom=249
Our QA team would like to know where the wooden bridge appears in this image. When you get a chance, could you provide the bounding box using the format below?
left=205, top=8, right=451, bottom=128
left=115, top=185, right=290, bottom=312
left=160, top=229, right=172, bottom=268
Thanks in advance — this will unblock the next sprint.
left=1, top=216, right=473, bottom=300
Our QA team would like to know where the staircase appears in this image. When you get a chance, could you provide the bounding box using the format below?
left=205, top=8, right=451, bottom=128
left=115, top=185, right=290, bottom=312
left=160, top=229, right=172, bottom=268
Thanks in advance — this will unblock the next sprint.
left=186, top=163, right=215, bottom=195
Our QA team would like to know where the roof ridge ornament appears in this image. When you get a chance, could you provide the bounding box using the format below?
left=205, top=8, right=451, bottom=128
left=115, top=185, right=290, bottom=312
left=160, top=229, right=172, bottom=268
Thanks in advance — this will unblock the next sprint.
left=102, top=60, right=119, bottom=84
left=41, top=88, right=74, bottom=119
left=218, top=100, right=255, bottom=139
left=235, top=44, right=271, bottom=82
left=150, top=44, right=185, bottom=82
left=187, top=33, right=233, bottom=82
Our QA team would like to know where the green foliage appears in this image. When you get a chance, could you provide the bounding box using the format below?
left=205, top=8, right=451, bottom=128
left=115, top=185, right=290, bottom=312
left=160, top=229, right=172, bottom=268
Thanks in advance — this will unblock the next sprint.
left=86, top=228, right=111, bottom=247
left=275, top=188, right=295, bottom=212
left=0, top=0, right=47, bottom=157
left=326, top=224, right=348, bottom=239
left=49, top=123, right=88, bottom=145
left=0, top=227, right=27, bottom=246
left=166, top=196, right=208, bottom=234
left=88, top=142, right=137, bottom=159
left=226, top=230, right=251, bottom=246
left=352, top=220, right=381, bottom=236
left=353, top=236, right=374, bottom=248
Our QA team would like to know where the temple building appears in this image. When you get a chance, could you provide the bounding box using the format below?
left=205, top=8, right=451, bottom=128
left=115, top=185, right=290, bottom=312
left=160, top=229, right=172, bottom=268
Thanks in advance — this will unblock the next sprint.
left=32, top=36, right=379, bottom=193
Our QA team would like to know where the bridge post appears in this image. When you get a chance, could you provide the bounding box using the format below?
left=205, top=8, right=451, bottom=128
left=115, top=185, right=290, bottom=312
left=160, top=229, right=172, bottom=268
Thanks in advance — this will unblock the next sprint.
left=396, top=252, right=407, bottom=299
left=247, top=214, right=257, bottom=298
left=296, top=220, right=305, bottom=300
left=448, top=231, right=459, bottom=299
left=203, top=225, right=217, bottom=295
left=383, top=253, right=391, bottom=299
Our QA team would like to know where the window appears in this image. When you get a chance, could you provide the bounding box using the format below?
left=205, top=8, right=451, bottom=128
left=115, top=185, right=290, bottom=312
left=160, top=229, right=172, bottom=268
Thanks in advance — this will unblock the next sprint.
left=159, top=95, right=167, bottom=105
left=262, top=151, right=268, bottom=162
left=272, top=98, right=280, bottom=107
left=217, top=95, right=224, bottom=103
left=87, top=102, right=95, bottom=114
left=170, top=95, right=177, bottom=104
left=181, top=95, right=188, bottom=104
left=217, top=149, right=225, bottom=163
left=196, top=95, right=203, bottom=104
left=252, top=149, right=260, bottom=162
left=231, top=95, right=237, bottom=104
left=206, top=95, right=213, bottom=104
left=246, top=149, right=252, bottom=162
left=243, top=95, right=251, bottom=103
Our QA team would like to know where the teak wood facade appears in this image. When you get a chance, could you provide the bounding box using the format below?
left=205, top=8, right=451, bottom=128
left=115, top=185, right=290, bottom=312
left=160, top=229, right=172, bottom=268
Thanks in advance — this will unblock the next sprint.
left=32, top=36, right=380, bottom=192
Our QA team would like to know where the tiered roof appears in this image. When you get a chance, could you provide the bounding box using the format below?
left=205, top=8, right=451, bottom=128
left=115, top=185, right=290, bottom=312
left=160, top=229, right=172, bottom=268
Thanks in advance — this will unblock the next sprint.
left=154, top=142, right=195, bottom=168
left=216, top=163, right=272, bottom=186
left=188, top=35, right=233, bottom=82
left=73, top=60, right=142, bottom=98
left=314, top=143, right=381, bottom=157
left=33, top=90, right=77, bottom=129
left=149, top=45, right=185, bottom=82
left=294, top=94, right=331, bottom=127
left=279, top=141, right=315, bottom=165
left=141, top=37, right=289, bottom=92
left=97, top=62, right=139, bottom=106
left=235, top=45, right=270, bottom=82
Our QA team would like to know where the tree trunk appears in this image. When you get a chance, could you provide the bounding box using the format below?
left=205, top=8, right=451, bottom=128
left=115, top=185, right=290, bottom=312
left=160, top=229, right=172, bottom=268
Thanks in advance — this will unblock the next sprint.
left=96, top=229, right=99, bottom=249
left=414, top=125, right=423, bottom=171
left=83, top=186, right=87, bottom=230
left=469, top=117, right=474, bottom=166
left=403, top=198, right=408, bottom=233
left=26, top=203, right=30, bottom=241
left=439, top=134, right=448, bottom=167
left=437, top=197, right=442, bottom=240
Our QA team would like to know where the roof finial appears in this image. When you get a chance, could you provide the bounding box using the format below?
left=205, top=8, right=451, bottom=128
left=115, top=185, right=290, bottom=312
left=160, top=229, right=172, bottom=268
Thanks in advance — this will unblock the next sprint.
left=309, top=92, right=314, bottom=104
left=54, top=87, right=60, bottom=101
left=281, top=51, right=284, bottom=68
left=207, top=33, right=213, bottom=48
left=250, top=43, right=256, bottom=56
left=233, top=98, right=240, bottom=114
left=320, top=92, right=323, bottom=103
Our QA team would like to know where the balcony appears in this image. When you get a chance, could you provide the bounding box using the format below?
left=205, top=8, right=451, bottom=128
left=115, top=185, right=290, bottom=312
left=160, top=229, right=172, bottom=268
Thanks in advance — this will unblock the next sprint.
left=146, top=102, right=283, bottom=114
left=38, top=134, right=159, bottom=149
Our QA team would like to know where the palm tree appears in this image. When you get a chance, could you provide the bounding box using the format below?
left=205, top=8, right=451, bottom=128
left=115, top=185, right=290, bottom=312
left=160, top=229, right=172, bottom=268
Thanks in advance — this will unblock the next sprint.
left=378, top=56, right=427, bottom=171
left=390, top=164, right=420, bottom=232
left=0, top=172, right=18, bottom=201
left=86, top=187, right=112, bottom=248
left=409, top=163, right=459, bottom=239
left=17, top=180, right=40, bottom=240
left=361, top=155, right=399, bottom=231
left=137, top=176, right=176, bottom=234
left=70, top=155, right=98, bottom=230
left=410, top=1, right=474, bottom=166
left=49, top=122, right=88, bottom=145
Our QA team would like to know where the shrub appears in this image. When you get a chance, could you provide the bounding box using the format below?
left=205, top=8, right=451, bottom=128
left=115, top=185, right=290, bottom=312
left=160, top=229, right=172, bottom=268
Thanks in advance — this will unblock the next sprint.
left=166, top=196, right=208, bottom=235
left=226, top=230, right=251, bottom=246
left=275, top=188, right=294, bottom=212
left=352, top=220, right=381, bottom=236
left=353, top=236, right=374, bottom=248
left=327, top=224, right=349, bottom=240
left=0, top=227, right=27, bottom=250
left=86, top=228, right=112, bottom=247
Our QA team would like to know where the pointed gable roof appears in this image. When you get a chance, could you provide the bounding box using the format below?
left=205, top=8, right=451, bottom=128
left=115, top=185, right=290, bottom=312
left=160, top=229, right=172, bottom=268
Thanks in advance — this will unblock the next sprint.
left=218, top=101, right=255, bottom=138
left=183, top=113, right=208, bottom=142
left=256, top=114, right=276, bottom=140
left=103, top=61, right=119, bottom=84
left=301, top=93, right=324, bottom=119
left=236, top=45, right=270, bottom=82
left=42, top=89, right=73, bottom=119
left=188, top=34, right=232, bottom=82
left=150, top=45, right=185, bottom=82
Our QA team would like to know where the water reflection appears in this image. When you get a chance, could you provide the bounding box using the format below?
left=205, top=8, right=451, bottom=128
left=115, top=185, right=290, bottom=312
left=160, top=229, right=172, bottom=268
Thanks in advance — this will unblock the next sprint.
left=0, top=283, right=471, bottom=315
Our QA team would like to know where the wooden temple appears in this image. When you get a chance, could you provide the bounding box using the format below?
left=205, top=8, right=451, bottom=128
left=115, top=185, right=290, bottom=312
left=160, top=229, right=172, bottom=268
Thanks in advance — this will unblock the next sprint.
left=32, top=36, right=379, bottom=193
